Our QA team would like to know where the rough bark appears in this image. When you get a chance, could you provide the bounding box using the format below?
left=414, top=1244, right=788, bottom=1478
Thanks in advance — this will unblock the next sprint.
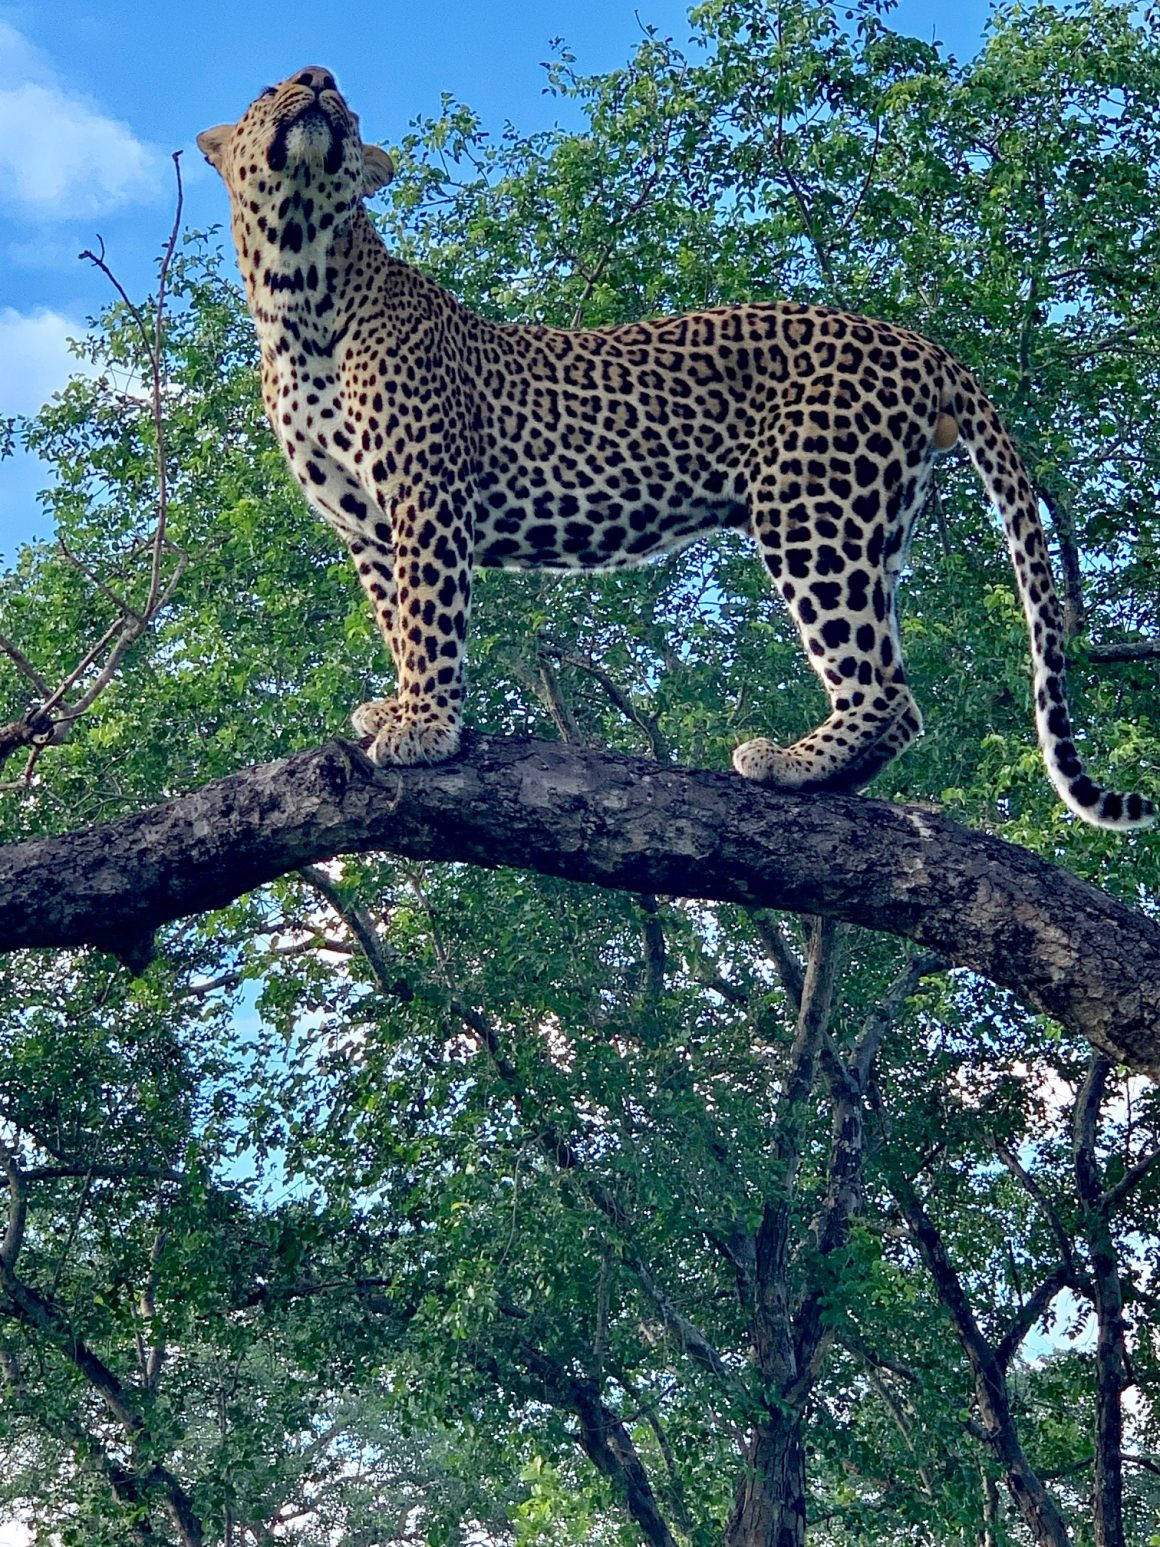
left=1, top=734, right=1158, bottom=1074
left=724, top=1413, right=808, bottom=1547
left=1086, top=638, right=1160, bottom=662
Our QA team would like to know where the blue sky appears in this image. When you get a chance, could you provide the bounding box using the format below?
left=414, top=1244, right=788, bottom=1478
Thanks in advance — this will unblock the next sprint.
left=0, top=0, right=992, bottom=557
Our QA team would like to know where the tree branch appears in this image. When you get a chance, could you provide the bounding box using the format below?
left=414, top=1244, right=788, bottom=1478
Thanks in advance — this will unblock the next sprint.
left=751, top=919, right=842, bottom=1409
left=750, top=912, right=806, bottom=1015
left=0, top=735, right=1157, bottom=1074
left=513, top=1341, right=680, bottom=1547
left=888, top=1166, right=1073, bottom=1547
left=0, top=1349, right=160, bottom=1544
left=991, top=1140, right=1081, bottom=1291
left=1087, top=638, right=1160, bottom=663
left=627, top=1254, right=744, bottom=1394
left=995, top=1266, right=1070, bottom=1370
left=1102, top=1144, right=1160, bottom=1212
left=299, top=867, right=738, bottom=1403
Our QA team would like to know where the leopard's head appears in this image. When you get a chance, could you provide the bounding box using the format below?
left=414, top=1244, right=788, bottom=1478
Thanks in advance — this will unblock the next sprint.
left=197, top=67, right=393, bottom=293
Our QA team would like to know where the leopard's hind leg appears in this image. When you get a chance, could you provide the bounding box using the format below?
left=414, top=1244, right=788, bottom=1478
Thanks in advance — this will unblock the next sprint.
left=734, top=405, right=935, bottom=792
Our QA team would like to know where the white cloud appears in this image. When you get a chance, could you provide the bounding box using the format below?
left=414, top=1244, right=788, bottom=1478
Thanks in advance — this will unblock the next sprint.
left=0, top=23, right=166, bottom=217
left=0, top=20, right=45, bottom=80
left=0, top=305, right=89, bottom=418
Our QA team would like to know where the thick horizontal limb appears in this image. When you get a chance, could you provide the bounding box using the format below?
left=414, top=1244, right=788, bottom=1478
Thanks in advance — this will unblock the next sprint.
left=0, top=735, right=1156, bottom=1075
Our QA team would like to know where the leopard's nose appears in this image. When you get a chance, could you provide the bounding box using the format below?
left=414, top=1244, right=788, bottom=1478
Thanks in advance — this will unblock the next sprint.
left=292, top=67, right=338, bottom=96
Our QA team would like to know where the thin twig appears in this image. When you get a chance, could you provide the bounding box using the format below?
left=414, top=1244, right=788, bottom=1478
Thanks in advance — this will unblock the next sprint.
left=146, top=152, right=185, bottom=613
left=0, top=635, right=51, bottom=697
left=56, top=538, right=140, bottom=622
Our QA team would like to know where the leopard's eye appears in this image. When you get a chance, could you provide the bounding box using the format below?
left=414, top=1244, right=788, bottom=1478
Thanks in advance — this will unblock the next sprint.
left=259, top=86, right=276, bottom=99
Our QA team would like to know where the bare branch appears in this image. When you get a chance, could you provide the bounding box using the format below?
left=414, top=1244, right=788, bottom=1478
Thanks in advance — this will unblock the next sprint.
left=63, top=548, right=189, bottom=719
left=849, top=951, right=944, bottom=1089
left=750, top=912, right=805, bottom=1015
left=995, top=1267, right=1070, bottom=1370
left=145, top=153, right=184, bottom=614
left=0, top=1347, right=161, bottom=1544
left=35, top=615, right=124, bottom=719
left=862, top=1363, right=938, bottom=1499
left=888, top=1164, right=1073, bottom=1547
left=1103, top=1144, right=1160, bottom=1212
left=139, top=1226, right=168, bottom=1394
left=0, top=634, right=51, bottom=697
left=0, top=1146, right=28, bottom=1271
left=1072, top=1052, right=1132, bottom=1547
left=837, top=1331, right=920, bottom=1385
left=56, top=538, right=140, bottom=623
left=0, top=1260, right=204, bottom=1545
left=628, top=1254, right=744, bottom=1394
left=1, top=162, right=189, bottom=790
left=534, top=650, right=584, bottom=745
left=22, top=1163, right=182, bottom=1183
left=513, top=1340, right=680, bottom=1547
left=611, top=1364, right=697, bottom=1538
left=992, top=1139, right=1081, bottom=1290
left=553, top=647, right=669, bottom=762
left=297, top=864, right=406, bottom=994
left=1073, top=1053, right=1111, bottom=1213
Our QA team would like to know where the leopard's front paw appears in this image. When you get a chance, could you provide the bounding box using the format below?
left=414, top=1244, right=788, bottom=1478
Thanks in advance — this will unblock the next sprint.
left=352, top=698, right=462, bottom=766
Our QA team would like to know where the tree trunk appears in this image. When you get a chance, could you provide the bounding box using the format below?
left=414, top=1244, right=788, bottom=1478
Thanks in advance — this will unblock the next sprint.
left=980, top=1467, right=1000, bottom=1547
left=1091, top=1305, right=1126, bottom=1547
left=1074, top=1057, right=1129, bottom=1547
left=724, top=1412, right=807, bottom=1547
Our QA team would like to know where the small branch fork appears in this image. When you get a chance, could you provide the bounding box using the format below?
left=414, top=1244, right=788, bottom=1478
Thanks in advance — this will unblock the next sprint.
left=886, top=1157, right=1074, bottom=1547
left=0, top=154, right=189, bottom=790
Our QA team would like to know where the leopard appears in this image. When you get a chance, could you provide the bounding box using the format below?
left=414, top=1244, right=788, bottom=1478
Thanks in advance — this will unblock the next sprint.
left=198, top=66, right=1154, bottom=831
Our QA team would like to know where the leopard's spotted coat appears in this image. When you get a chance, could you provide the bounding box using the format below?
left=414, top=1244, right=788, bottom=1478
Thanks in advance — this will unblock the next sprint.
left=198, top=67, right=1154, bottom=830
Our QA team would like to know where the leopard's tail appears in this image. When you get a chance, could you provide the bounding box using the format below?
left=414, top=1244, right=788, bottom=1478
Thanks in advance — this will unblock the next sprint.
left=945, top=368, right=1154, bottom=832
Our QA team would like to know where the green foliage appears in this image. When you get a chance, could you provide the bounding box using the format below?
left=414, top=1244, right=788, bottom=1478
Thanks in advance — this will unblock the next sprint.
left=1, top=1, right=1159, bottom=1543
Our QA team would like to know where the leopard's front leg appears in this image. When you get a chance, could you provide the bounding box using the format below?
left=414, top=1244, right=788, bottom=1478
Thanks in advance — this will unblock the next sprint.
left=295, top=454, right=407, bottom=712
left=353, top=482, right=473, bottom=767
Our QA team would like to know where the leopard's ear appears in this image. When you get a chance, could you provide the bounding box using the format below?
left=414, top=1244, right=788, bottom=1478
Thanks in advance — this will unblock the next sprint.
left=196, top=123, right=235, bottom=174
left=362, top=143, right=394, bottom=196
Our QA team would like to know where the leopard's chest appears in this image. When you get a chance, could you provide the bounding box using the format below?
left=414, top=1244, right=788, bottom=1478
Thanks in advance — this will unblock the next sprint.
left=261, top=342, right=344, bottom=426
left=261, top=344, right=355, bottom=458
